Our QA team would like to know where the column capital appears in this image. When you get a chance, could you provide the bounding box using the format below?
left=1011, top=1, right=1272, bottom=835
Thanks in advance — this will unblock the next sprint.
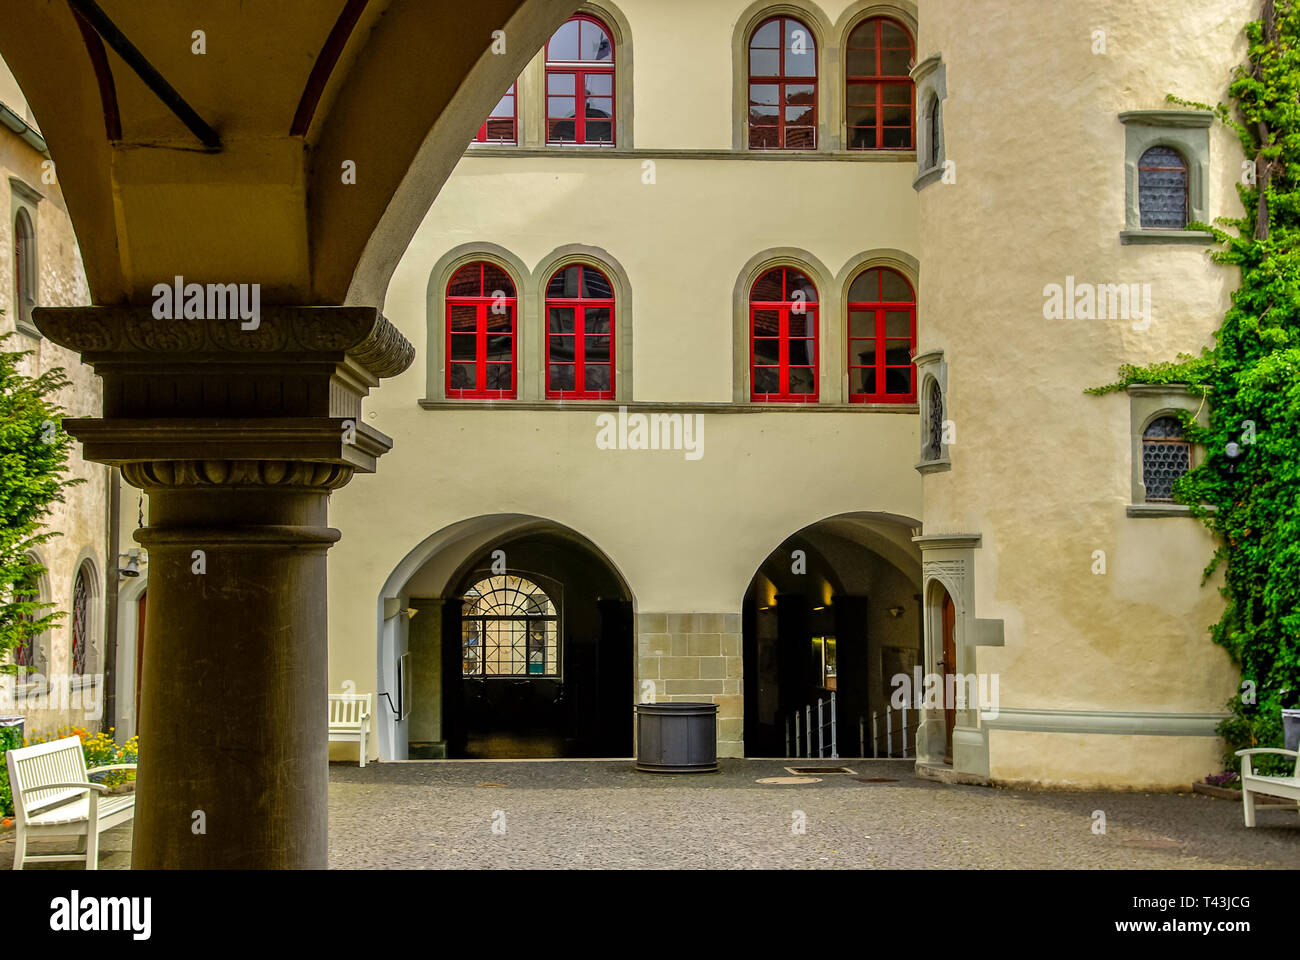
left=33, top=305, right=412, bottom=487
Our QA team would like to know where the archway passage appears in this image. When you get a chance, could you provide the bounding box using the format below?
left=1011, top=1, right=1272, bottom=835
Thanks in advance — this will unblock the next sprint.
left=397, top=522, right=634, bottom=759
left=743, top=515, right=922, bottom=758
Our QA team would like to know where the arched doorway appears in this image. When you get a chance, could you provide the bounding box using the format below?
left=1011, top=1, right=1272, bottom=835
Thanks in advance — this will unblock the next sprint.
left=742, top=515, right=922, bottom=758
left=378, top=515, right=634, bottom=760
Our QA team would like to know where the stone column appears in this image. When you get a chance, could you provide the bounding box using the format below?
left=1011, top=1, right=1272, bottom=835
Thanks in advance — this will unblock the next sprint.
left=36, top=305, right=413, bottom=868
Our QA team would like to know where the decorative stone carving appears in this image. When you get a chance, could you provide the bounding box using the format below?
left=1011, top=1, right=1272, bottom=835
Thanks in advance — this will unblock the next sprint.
left=122, top=460, right=354, bottom=491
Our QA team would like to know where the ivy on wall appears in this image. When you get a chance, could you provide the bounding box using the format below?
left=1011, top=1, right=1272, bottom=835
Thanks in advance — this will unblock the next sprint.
left=1091, top=0, right=1300, bottom=771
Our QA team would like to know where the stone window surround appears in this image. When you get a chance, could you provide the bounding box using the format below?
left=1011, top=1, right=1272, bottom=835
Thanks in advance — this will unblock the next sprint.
left=1126, top=382, right=1209, bottom=518
left=1119, top=110, right=1215, bottom=245
left=424, top=242, right=634, bottom=403
left=911, top=52, right=946, bottom=191
left=728, top=0, right=920, bottom=155
left=732, top=246, right=922, bottom=405
left=467, top=1, right=635, bottom=152
left=913, top=347, right=949, bottom=472
left=914, top=532, right=1003, bottom=780
left=10, top=176, right=42, bottom=339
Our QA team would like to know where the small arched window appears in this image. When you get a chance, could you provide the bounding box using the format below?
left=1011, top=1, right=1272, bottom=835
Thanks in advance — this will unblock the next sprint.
left=925, top=380, right=944, bottom=461
left=846, top=17, right=914, bottom=149
left=13, top=557, right=43, bottom=673
left=1142, top=416, right=1191, bottom=502
left=14, top=208, right=35, bottom=332
left=71, top=564, right=91, bottom=676
left=461, top=575, right=558, bottom=677
left=750, top=266, right=818, bottom=402
left=1138, top=146, right=1189, bottom=229
left=446, top=261, right=517, bottom=399
left=748, top=16, right=817, bottom=149
left=927, top=94, right=941, bottom=168
left=546, top=15, right=615, bottom=145
left=475, top=81, right=518, bottom=144
left=545, top=263, right=615, bottom=399
left=848, top=267, right=916, bottom=403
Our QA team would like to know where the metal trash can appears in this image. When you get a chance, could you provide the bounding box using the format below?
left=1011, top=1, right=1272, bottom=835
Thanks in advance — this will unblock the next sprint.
left=1283, top=709, right=1300, bottom=752
left=635, top=701, right=718, bottom=773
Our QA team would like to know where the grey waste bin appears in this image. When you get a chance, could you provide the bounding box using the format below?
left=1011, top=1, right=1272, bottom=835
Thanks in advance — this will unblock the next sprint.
left=635, top=701, right=718, bottom=773
left=1284, top=709, right=1300, bottom=752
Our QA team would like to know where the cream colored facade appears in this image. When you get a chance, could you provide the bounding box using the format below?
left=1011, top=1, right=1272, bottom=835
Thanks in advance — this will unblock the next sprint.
left=0, top=58, right=109, bottom=736
left=315, top=0, right=1249, bottom=789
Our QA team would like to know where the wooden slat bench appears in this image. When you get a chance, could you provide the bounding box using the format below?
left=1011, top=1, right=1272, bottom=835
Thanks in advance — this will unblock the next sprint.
left=6, top=736, right=137, bottom=869
left=329, top=693, right=371, bottom=767
left=1236, top=747, right=1300, bottom=827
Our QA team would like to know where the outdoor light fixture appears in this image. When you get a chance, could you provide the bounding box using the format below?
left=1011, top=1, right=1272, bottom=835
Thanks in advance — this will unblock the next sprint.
left=117, top=550, right=141, bottom=579
left=888, top=606, right=905, bottom=618
left=403, top=607, right=419, bottom=620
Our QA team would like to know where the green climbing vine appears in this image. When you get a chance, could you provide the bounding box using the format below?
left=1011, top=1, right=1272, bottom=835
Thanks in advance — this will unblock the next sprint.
left=1091, top=0, right=1300, bottom=772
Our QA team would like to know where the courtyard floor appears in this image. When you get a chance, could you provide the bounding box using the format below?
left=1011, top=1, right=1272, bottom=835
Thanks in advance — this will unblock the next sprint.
left=5, top=759, right=1299, bottom=869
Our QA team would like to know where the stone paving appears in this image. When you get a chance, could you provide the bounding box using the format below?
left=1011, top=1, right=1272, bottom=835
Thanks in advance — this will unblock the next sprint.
left=5, top=759, right=1299, bottom=869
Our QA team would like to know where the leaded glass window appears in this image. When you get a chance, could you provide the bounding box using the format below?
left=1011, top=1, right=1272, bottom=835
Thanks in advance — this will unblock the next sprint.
left=926, top=380, right=943, bottom=461
left=71, top=567, right=89, bottom=675
left=461, top=575, right=559, bottom=677
left=1142, top=415, right=1190, bottom=502
left=1138, top=146, right=1188, bottom=229
left=927, top=94, right=940, bottom=169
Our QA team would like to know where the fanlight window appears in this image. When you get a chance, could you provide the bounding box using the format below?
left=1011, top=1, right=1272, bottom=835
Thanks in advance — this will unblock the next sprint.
left=1138, top=146, right=1188, bottom=229
left=461, top=576, right=558, bottom=677
left=1142, top=416, right=1191, bottom=502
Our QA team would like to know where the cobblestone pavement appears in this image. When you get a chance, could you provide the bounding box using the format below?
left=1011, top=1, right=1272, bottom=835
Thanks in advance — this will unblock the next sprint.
left=5, top=759, right=1298, bottom=869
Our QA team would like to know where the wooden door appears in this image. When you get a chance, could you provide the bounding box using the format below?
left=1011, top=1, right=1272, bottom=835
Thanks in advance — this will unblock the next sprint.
left=941, top=591, right=956, bottom=765
left=135, top=591, right=147, bottom=730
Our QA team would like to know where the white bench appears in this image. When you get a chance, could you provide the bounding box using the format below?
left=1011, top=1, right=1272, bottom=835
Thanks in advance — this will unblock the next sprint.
left=1236, top=747, right=1300, bottom=826
left=6, top=736, right=137, bottom=870
left=329, top=693, right=371, bottom=767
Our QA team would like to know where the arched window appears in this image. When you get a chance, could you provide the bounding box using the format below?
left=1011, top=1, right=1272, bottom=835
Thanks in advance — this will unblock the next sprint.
left=14, top=208, right=35, bottom=332
left=927, top=94, right=941, bottom=168
left=1138, top=146, right=1188, bottom=229
left=1142, top=416, right=1191, bottom=502
left=545, top=14, right=615, bottom=145
left=13, top=557, right=43, bottom=674
left=846, top=17, right=914, bottom=149
left=71, top=564, right=91, bottom=676
left=848, top=267, right=915, bottom=402
left=925, top=380, right=944, bottom=461
left=750, top=266, right=818, bottom=402
left=461, top=575, right=558, bottom=677
left=748, top=16, right=817, bottom=149
left=446, top=261, right=517, bottom=399
left=545, top=263, right=615, bottom=399
left=474, top=81, right=517, bottom=144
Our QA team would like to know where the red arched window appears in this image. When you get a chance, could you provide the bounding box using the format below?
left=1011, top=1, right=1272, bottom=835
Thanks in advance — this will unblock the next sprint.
left=750, top=266, right=818, bottom=402
left=546, top=264, right=615, bottom=399
left=546, top=15, right=615, bottom=145
left=848, top=267, right=916, bottom=403
left=475, top=82, right=517, bottom=144
left=748, top=16, right=817, bottom=149
left=846, top=18, right=914, bottom=150
left=446, top=262, right=517, bottom=399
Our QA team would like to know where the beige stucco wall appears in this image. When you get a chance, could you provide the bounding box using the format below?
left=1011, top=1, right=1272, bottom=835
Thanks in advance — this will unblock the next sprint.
left=916, top=0, right=1248, bottom=785
left=0, top=73, right=105, bottom=737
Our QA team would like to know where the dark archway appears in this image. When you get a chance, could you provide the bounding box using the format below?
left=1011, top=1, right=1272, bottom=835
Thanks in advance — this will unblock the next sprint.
left=743, top=516, right=922, bottom=758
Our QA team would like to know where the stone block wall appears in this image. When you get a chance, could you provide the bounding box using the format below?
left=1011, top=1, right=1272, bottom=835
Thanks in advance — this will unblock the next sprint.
left=636, top=612, right=744, bottom=758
